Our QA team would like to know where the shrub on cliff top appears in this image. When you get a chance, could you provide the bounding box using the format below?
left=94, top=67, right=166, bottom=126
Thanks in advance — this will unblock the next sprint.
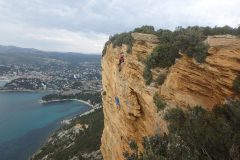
left=174, top=27, right=210, bottom=63
left=142, top=29, right=180, bottom=85
left=133, top=25, right=155, bottom=34
left=103, top=25, right=240, bottom=58
left=101, top=32, right=135, bottom=58
left=142, top=26, right=211, bottom=85
left=202, top=25, right=240, bottom=36
left=123, top=101, right=240, bottom=160
left=144, top=43, right=180, bottom=69
left=102, top=40, right=111, bottom=57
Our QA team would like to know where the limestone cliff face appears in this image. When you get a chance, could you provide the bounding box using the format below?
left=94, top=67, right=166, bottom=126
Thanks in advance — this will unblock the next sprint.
left=100, top=33, right=240, bottom=160
left=161, top=35, right=240, bottom=109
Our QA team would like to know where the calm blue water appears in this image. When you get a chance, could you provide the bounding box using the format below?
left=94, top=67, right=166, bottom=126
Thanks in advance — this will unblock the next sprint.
left=0, top=81, right=7, bottom=87
left=0, top=91, right=92, bottom=160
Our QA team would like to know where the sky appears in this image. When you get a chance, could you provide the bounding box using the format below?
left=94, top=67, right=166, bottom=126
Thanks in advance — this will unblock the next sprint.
left=0, top=0, right=239, bottom=54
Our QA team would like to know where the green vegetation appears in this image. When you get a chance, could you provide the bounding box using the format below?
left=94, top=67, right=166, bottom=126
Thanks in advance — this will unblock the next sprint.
left=103, top=91, right=106, bottom=95
left=174, top=26, right=210, bottom=63
left=42, top=92, right=102, bottom=105
left=201, top=25, right=240, bottom=36
left=102, top=25, right=240, bottom=85
left=144, top=41, right=179, bottom=68
left=137, top=57, right=143, bottom=62
left=3, top=78, right=44, bottom=90
left=111, top=32, right=135, bottom=49
left=133, top=25, right=155, bottom=34
left=102, top=40, right=111, bottom=57
left=142, top=26, right=209, bottom=85
left=155, top=74, right=167, bottom=86
left=123, top=101, right=240, bottom=160
left=102, top=24, right=240, bottom=59
left=102, top=32, right=135, bottom=57
left=142, top=67, right=152, bottom=85
left=119, top=67, right=122, bottom=72
left=0, top=66, right=11, bottom=72
left=233, top=75, right=240, bottom=92
left=32, top=108, right=104, bottom=160
left=103, top=32, right=134, bottom=56
left=72, top=81, right=83, bottom=89
left=153, top=94, right=167, bottom=111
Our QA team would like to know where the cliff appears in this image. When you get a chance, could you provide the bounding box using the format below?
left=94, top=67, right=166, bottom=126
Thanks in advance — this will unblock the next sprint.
left=100, top=33, right=240, bottom=160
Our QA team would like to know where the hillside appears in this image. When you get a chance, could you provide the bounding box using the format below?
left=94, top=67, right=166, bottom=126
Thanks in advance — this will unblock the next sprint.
left=100, top=27, right=240, bottom=159
left=0, top=45, right=101, bottom=65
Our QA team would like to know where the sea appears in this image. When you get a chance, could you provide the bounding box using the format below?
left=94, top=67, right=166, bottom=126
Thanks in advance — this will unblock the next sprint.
left=0, top=81, right=92, bottom=160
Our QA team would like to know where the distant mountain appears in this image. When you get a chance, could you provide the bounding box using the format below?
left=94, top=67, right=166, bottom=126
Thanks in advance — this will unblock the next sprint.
left=0, top=45, right=101, bottom=65
left=0, top=45, right=43, bottom=53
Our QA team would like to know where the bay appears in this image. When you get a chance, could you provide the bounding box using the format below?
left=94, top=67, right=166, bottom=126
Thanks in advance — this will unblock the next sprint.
left=0, top=91, right=92, bottom=160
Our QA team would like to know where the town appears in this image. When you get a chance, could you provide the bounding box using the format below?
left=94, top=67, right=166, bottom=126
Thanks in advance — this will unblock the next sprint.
left=0, top=61, right=102, bottom=92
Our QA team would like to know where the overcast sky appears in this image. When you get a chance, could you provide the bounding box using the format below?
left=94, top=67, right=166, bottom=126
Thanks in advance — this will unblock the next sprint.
left=0, top=0, right=239, bottom=54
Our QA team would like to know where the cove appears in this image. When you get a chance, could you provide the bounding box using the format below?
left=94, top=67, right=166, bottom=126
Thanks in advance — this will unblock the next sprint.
left=0, top=91, right=92, bottom=160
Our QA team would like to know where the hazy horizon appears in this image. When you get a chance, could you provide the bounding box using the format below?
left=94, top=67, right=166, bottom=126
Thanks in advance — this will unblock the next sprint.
left=0, top=44, right=101, bottom=54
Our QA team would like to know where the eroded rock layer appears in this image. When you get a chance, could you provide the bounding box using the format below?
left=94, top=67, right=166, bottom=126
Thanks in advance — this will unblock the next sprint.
left=161, top=35, right=240, bottom=109
left=100, top=33, right=240, bottom=160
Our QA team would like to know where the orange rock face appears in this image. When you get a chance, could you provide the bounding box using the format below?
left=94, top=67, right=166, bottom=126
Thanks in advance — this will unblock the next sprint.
left=100, top=33, right=240, bottom=160
left=161, top=35, right=240, bottom=109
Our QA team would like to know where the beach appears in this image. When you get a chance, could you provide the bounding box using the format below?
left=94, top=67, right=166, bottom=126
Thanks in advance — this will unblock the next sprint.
left=40, top=99, right=94, bottom=108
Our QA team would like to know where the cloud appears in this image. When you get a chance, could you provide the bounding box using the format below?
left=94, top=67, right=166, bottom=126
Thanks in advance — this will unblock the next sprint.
left=25, top=33, right=74, bottom=42
left=0, top=22, right=107, bottom=53
left=0, top=0, right=239, bottom=53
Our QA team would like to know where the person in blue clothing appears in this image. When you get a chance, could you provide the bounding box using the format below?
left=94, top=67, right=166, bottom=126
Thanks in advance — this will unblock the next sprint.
left=115, top=97, right=120, bottom=110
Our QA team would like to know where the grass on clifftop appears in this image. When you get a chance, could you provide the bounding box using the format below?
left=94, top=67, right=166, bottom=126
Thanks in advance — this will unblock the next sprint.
left=32, top=108, right=104, bottom=160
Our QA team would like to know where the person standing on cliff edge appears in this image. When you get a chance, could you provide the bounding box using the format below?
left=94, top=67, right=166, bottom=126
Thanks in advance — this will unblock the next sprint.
left=115, top=97, right=120, bottom=110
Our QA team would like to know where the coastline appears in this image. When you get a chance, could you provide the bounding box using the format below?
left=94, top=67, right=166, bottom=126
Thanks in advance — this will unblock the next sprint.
left=0, top=91, right=99, bottom=160
left=0, top=89, right=60, bottom=93
left=40, top=99, right=94, bottom=108
left=31, top=103, right=102, bottom=159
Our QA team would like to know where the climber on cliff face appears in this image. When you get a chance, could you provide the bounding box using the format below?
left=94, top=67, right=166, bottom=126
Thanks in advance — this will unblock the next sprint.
left=114, top=97, right=120, bottom=110
left=121, top=54, right=124, bottom=63
left=118, top=54, right=124, bottom=67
